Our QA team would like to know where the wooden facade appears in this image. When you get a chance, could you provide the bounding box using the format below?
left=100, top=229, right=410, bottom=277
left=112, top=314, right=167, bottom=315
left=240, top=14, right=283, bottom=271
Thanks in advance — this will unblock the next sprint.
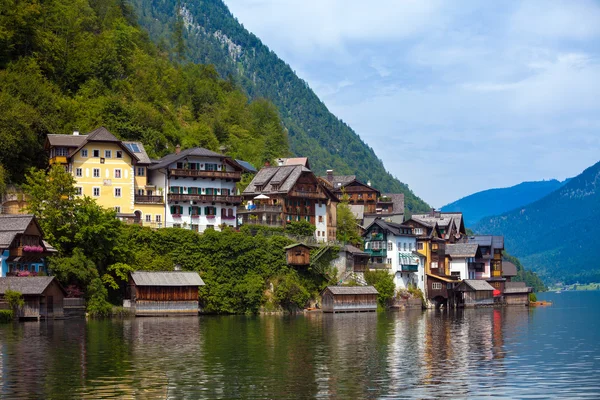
left=127, top=271, right=205, bottom=316
left=285, top=243, right=312, bottom=266
left=321, top=286, right=378, bottom=313
left=0, top=277, right=66, bottom=319
left=504, top=282, right=531, bottom=306
left=455, top=280, right=495, bottom=308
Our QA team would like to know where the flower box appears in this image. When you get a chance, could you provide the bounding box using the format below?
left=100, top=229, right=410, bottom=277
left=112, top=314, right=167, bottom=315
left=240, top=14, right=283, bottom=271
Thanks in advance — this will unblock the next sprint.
left=222, top=216, right=236, bottom=220
left=172, top=214, right=182, bottom=218
left=206, top=215, right=216, bottom=219
left=191, top=215, right=200, bottom=219
left=23, top=245, right=44, bottom=253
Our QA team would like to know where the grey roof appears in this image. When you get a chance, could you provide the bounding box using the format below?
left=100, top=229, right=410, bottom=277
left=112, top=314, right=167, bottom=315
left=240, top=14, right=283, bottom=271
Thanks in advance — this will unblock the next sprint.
left=0, top=232, right=17, bottom=248
left=364, top=219, right=413, bottom=237
left=321, top=175, right=357, bottom=189
left=85, top=126, right=121, bottom=142
left=0, top=277, right=61, bottom=295
left=502, top=261, right=518, bottom=277
left=492, top=236, right=504, bottom=249
left=123, top=141, right=151, bottom=164
left=277, top=157, right=310, bottom=167
left=457, top=279, right=495, bottom=291
left=0, top=214, right=35, bottom=232
left=284, top=243, right=312, bottom=250
left=325, top=286, right=379, bottom=295
left=149, top=147, right=231, bottom=170
left=350, top=204, right=364, bottom=220
left=342, top=244, right=368, bottom=256
left=244, top=165, right=311, bottom=195
left=46, top=134, right=86, bottom=147
left=466, top=235, right=493, bottom=247
left=446, top=243, right=479, bottom=258
left=504, top=281, right=531, bottom=293
left=412, top=212, right=462, bottom=229
left=236, top=159, right=257, bottom=173
left=381, top=193, right=405, bottom=213
left=130, top=271, right=205, bottom=287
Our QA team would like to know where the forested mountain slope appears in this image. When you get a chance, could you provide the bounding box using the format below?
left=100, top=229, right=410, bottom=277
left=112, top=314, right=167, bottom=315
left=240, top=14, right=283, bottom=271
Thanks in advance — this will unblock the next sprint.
left=132, top=0, right=431, bottom=213
left=474, top=161, right=600, bottom=284
left=442, top=179, right=566, bottom=227
left=0, top=0, right=288, bottom=184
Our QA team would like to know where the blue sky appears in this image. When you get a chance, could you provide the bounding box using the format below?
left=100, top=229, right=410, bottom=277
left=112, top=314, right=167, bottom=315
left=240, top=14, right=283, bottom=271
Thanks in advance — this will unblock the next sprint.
left=224, top=0, right=600, bottom=207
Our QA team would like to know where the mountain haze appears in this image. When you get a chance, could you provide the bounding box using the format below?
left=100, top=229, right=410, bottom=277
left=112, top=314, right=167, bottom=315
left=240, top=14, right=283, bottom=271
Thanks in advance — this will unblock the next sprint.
left=474, top=161, right=600, bottom=284
left=442, top=180, right=567, bottom=227
left=132, top=0, right=431, bottom=213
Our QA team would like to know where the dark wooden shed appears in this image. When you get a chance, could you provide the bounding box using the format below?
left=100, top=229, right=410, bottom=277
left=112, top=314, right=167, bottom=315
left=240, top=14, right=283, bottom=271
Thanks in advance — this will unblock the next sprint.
left=321, top=286, right=378, bottom=313
left=504, top=281, right=532, bottom=306
left=0, top=276, right=66, bottom=319
left=127, top=271, right=205, bottom=316
left=455, top=279, right=495, bottom=307
left=285, top=243, right=312, bottom=266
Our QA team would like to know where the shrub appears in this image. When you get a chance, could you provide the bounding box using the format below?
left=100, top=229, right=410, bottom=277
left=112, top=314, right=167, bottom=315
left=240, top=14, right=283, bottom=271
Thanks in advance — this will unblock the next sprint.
left=86, top=278, right=112, bottom=317
left=0, top=310, right=14, bottom=323
left=364, top=270, right=395, bottom=308
left=274, top=272, right=310, bottom=311
left=5, top=289, right=24, bottom=311
left=529, top=292, right=537, bottom=303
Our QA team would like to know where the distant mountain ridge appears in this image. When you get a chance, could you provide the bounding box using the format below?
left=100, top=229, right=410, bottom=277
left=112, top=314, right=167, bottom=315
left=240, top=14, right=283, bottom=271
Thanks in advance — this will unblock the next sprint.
left=132, top=0, right=431, bottom=213
left=473, top=161, right=600, bottom=284
left=442, top=179, right=567, bottom=227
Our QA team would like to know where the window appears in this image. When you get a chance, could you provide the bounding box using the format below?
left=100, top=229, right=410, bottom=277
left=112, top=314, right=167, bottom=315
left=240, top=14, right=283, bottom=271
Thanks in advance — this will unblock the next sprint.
left=115, top=206, right=121, bottom=213
left=114, top=169, right=121, bottom=178
left=432, top=282, right=442, bottom=290
left=116, top=150, right=123, bottom=159
left=432, top=243, right=439, bottom=250
left=492, top=282, right=501, bottom=289
left=93, top=168, right=100, bottom=178
left=322, top=231, right=326, bottom=237
left=56, top=147, right=69, bottom=156
left=93, top=149, right=100, bottom=158
left=75, top=168, right=82, bottom=177
left=93, top=187, right=100, bottom=197
left=114, top=188, right=121, bottom=197
left=155, top=215, right=161, bottom=223
left=75, top=187, right=82, bottom=196
left=81, top=149, right=88, bottom=158
left=137, top=167, right=145, bottom=177
left=417, top=242, right=424, bottom=250
left=105, top=150, right=112, bottom=158
left=387, top=242, right=393, bottom=251
left=318, top=215, right=324, bottom=223
left=145, top=215, right=151, bottom=223
left=137, top=189, right=144, bottom=195
left=387, top=258, right=392, bottom=264
left=431, top=262, right=438, bottom=269
left=414, top=228, right=423, bottom=235
left=317, top=231, right=321, bottom=237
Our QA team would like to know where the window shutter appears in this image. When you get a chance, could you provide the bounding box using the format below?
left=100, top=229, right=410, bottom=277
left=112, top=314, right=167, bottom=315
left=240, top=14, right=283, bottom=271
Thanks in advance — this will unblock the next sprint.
left=170, top=205, right=175, bottom=214
left=204, top=206, right=208, bottom=215
left=188, top=207, right=192, bottom=215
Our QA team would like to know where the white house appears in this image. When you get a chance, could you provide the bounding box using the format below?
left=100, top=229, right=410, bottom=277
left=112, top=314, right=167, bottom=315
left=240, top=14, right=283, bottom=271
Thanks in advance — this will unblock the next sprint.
left=148, top=146, right=244, bottom=233
left=446, top=243, right=480, bottom=280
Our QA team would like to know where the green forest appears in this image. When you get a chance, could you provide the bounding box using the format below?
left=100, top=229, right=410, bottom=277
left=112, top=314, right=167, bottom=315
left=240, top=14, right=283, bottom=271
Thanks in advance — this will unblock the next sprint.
left=0, top=0, right=288, bottom=184
left=131, top=0, right=431, bottom=213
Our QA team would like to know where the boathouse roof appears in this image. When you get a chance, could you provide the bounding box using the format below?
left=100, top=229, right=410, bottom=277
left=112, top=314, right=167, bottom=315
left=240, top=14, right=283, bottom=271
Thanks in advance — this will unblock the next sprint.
left=456, top=280, right=495, bottom=292
left=324, top=286, right=379, bottom=295
left=0, top=276, right=65, bottom=295
left=130, top=271, right=205, bottom=287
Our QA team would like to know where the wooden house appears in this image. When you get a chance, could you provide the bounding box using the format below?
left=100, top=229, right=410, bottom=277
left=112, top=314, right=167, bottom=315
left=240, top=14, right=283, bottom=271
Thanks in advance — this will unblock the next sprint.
left=455, top=279, right=495, bottom=308
left=285, top=243, right=312, bottom=266
left=126, top=271, right=205, bottom=316
left=321, top=286, right=378, bottom=313
left=0, top=276, right=66, bottom=319
left=503, top=282, right=532, bottom=306
left=321, top=171, right=380, bottom=214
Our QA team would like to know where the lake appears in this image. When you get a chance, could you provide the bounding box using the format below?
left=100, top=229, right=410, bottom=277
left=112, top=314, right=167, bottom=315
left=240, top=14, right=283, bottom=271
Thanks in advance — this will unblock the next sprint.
left=1, top=291, right=599, bottom=399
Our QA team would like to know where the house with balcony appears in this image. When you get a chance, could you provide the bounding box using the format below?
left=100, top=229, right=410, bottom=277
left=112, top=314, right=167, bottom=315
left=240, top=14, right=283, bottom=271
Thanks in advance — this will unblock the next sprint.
left=363, top=193, right=405, bottom=226
left=240, top=164, right=339, bottom=241
left=410, top=209, right=466, bottom=243
left=45, top=127, right=164, bottom=227
left=460, top=235, right=506, bottom=294
left=320, top=170, right=380, bottom=214
left=363, top=219, right=424, bottom=293
left=446, top=243, right=481, bottom=280
left=148, top=146, right=244, bottom=232
left=0, top=215, right=56, bottom=277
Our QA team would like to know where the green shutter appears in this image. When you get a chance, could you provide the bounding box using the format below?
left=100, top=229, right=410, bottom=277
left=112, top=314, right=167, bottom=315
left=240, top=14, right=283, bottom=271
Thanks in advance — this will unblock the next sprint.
left=188, top=207, right=191, bottom=215
left=170, top=205, right=175, bottom=214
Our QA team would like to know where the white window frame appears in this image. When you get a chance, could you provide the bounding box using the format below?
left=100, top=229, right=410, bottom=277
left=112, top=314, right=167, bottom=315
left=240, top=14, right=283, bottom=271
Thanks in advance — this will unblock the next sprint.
left=114, top=187, right=121, bottom=197
left=105, top=150, right=112, bottom=158
left=81, top=149, right=88, bottom=158
left=155, top=215, right=162, bottom=223
left=75, top=168, right=82, bottom=177
left=115, top=206, right=121, bottom=213
left=387, top=242, right=393, bottom=251
left=145, top=215, right=151, bottom=223
left=93, top=168, right=100, bottom=178
left=431, top=262, right=438, bottom=269
left=432, top=282, right=442, bottom=290
left=93, top=187, right=100, bottom=197
left=114, top=169, right=121, bottom=179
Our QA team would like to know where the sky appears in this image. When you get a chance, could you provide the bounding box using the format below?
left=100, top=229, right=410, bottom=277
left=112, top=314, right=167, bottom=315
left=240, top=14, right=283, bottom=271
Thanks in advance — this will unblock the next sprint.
left=224, top=0, right=600, bottom=207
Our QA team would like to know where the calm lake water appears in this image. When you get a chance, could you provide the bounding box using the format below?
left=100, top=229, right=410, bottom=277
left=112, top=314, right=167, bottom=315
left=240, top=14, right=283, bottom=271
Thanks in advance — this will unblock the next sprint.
left=1, top=291, right=599, bottom=399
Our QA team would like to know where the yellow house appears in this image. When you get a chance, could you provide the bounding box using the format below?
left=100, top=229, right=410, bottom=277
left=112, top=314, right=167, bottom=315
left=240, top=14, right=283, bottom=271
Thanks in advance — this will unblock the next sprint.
left=45, top=127, right=164, bottom=227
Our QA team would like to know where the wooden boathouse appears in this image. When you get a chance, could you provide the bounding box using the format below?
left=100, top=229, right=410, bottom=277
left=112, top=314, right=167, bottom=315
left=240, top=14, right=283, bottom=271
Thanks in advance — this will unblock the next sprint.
left=321, top=286, right=378, bottom=313
left=0, top=276, right=66, bottom=319
left=503, top=281, right=532, bottom=306
left=455, top=279, right=495, bottom=307
left=126, top=271, right=205, bottom=316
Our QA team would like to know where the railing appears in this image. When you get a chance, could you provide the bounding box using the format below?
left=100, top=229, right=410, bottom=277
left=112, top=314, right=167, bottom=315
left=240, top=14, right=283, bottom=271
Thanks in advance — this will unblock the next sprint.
left=135, top=195, right=164, bottom=204
left=492, top=270, right=502, bottom=277
left=401, top=265, right=419, bottom=272
left=365, top=249, right=386, bottom=257
left=237, top=205, right=283, bottom=213
left=368, top=262, right=391, bottom=269
left=288, top=190, right=327, bottom=199
left=367, top=233, right=384, bottom=241
left=170, top=169, right=241, bottom=181
left=168, top=193, right=242, bottom=204
left=49, top=156, right=67, bottom=165
left=243, top=219, right=284, bottom=228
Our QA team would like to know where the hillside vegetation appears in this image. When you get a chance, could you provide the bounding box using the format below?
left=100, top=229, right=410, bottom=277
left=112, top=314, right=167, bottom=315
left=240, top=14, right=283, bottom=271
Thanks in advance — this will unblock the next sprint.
left=442, top=180, right=566, bottom=227
left=131, top=0, right=431, bottom=213
left=474, top=161, right=600, bottom=284
left=0, top=0, right=288, bottom=184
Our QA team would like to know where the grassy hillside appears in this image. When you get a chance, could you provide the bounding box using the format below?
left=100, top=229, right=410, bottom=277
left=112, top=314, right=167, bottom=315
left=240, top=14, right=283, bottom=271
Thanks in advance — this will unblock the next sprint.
left=474, top=161, right=600, bottom=284
left=0, top=0, right=288, bottom=184
left=442, top=179, right=566, bottom=227
left=131, top=0, right=431, bottom=213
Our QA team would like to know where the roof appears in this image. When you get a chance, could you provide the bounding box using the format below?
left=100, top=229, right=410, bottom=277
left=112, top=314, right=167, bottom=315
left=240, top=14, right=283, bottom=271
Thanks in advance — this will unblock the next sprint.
left=457, top=279, right=495, bottom=291
left=342, top=244, right=368, bottom=256
left=0, top=277, right=63, bottom=295
left=321, top=174, right=357, bottom=190
left=349, top=204, right=364, bottom=220
left=130, top=271, right=205, bottom=287
left=466, top=235, right=493, bottom=247
left=244, top=165, right=311, bottom=195
left=277, top=157, right=310, bottom=168
left=122, top=141, right=151, bottom=164
left=86, top=126, right=121, bottom=142
left=502, top=261, right=518, bottom=277
left=492, top=236, right=504, bottom=249
left=235, top=159, right=257, bottom=173
left=364, top=218, right=413, bottom=237
left=149, top=147, right=231, bottom=170
left=324, top=286, right=379, bottom=295
left=381, top=193, right=405, bottom=213
left=46, top=134, right=86, bottom=147
left=504, top=281, right=531, bottom=293
left=284, top=243, right=312, bottom=250
left=446, top=243, right=479, bottom=258
left=0, top=214, right=35, bottom=232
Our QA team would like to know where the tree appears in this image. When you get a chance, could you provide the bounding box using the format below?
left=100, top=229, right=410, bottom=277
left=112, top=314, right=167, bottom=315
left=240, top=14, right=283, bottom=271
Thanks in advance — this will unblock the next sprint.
left=285, top=220, right=315, bottom=237
left=336, top=192, right=362, bottom=245
left=5, top=289, right=24, bottom=312
left=364, top=270, right=395, bottom=308
left=0, top=163, right=6, bottom=197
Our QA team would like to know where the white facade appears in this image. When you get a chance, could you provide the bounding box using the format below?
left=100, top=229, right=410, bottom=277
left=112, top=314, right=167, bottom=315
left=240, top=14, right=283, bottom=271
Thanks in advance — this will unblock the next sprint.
left=315, top=203, right=327, bottom=242
left=386, top=234, right=423, bottom=291
left=450, top=259, right=469, bottom=281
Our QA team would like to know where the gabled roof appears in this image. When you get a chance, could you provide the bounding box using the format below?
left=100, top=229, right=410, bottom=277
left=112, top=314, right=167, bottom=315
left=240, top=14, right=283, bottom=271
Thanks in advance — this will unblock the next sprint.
left=324, top=286, right=378, bottom=295
left=456, top=279, right=495, bottom=291
left=0, top=214, right=36, bottom=232
left=342, top=244, right=368, bottom=256
left=284, top=243, right=312, bottom=250
left=446, top=243, right=479, bottom=258
left=380, top=193, right=405, bottom=213
left=502, top=260, right=518, bottom=277
left=130, top=271, right=205, bottom=287
left=492, top=236, right=504, bottom=250
left=45, top=134, right=86, bottom=148
left=149, top=147, right=233, bottom=170
left=465, top=235, right=493, bottom=247
left=236, top=159, right=257, bottom=173
left=321, top=175, right=356, bottom=190
left=244, top=165, right=310, bottom=195
left=85, top=126, right=120, bottom=142
left=364, top=218, right=413, bottom=237
left=0, top=276, right=65, bottom=295
left=123, top=141, right=152, bottom=164
left=504, top=281, right=531, bottom=293
left=277, top=157, right=310, bottom=168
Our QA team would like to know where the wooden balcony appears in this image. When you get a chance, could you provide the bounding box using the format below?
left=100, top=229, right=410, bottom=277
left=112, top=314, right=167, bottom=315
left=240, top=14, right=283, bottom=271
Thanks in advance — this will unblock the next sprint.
left=170, top=169, right=241, bottom=181
left=365, top=249, right=386, bottom=257
left=237, top=205, right=283, bottom=214
left=288, top=190, right=328, bottom=200
left=168, top=193, right=242, bottom=204
left=135, top=195, right=164, bottom=204
left=492, top=270, right=503, bottom=277
left=49, top=156, right=68, bottom=165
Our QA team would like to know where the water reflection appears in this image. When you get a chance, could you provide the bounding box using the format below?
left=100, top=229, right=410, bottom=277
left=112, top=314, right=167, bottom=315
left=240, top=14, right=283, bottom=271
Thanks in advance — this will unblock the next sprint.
left=0, top=293, right=599, bottom=398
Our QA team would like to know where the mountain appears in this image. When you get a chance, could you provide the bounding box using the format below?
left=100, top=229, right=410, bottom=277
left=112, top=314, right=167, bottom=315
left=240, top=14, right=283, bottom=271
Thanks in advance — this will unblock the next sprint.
left=131, top=0, right=431, bottom=213
left=473, top=161, right=600, bottom=284
left=442, top=180, right=567, bottom=227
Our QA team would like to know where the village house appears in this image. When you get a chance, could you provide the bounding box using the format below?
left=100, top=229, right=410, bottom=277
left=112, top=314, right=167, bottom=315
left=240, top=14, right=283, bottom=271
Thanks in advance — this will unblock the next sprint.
left=445, top=243, right=482, bottom=280
left=0, top=276, right=66, bottom=319
left=461, top=235, right=506, bottom=294
left=45, top=127, right=164, bottom=227
left=285, top=243, right=312, bottom=266
left=0, top=215, right=56, bottom=277
left=125, top=271, right=205, bottom=316
left=320, top=170, right=380, bottom=214
left=331, top=244, right=370, bottom=283
left=240, top=163, right=339, bottom=241
left=362, top=193, right=405, bottom=226
left=148, top=146, right=246, bottom=232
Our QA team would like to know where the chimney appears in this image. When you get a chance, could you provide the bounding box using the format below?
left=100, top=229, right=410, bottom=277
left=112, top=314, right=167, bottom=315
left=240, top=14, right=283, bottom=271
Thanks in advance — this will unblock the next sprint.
left=264, top=161, right=271, bottom=167
left=175, top=144, right=181, bottom=155
left=326, top=169, right=333, bottom=183
left=73, top=129, right=79, bottom=136
left=367, top=180, right=372, bottom=187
